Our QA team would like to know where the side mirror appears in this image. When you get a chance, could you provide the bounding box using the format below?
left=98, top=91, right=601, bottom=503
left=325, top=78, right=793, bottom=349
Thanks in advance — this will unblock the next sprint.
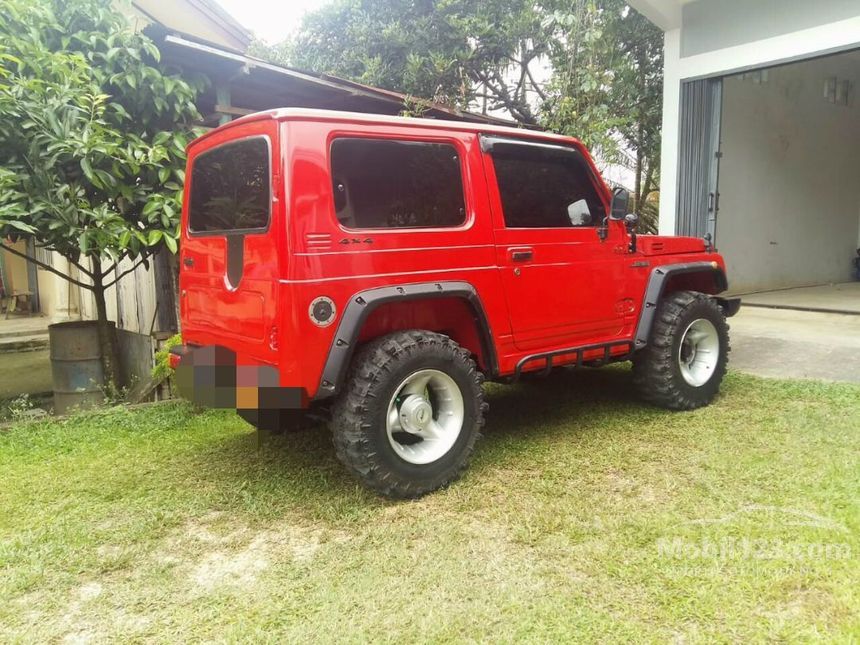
left=610, top=187, right=630, bottom=220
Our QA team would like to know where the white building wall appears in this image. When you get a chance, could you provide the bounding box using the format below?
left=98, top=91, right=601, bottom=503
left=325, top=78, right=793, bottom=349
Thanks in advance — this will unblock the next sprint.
left=717, top=57, right=860, bottom=293
left=36, top=254, right=81, bottom=322
left=658, top=28, right=682, bottom=235
left=647, top=0, right=860, bottom=240
left=677, top=14, right=860, bottom=81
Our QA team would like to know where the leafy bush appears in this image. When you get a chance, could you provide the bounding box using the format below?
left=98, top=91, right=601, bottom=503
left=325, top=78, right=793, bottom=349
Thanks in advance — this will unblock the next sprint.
left=152, top=333, right=182, bottom=382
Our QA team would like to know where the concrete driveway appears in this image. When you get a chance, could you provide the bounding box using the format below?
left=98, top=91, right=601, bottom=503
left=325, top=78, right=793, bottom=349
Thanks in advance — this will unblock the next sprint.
left=740, top=282, right=860, bottom=315
left=729, top=307, right=860, bottom=383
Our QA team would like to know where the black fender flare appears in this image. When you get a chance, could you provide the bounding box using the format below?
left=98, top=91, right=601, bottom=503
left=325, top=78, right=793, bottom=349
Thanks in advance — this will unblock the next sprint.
left=634, top=262, right=734, bottom=349
left=314, top=281, right=498, bottom=401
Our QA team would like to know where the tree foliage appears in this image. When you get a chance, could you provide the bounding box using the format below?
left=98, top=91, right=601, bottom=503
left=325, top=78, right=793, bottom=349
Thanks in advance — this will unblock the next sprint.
left=289, top=0, right=547, bottom=124
left=0, top=0, right=201, bottom=386
left=270, top=0, right=662, bottom=231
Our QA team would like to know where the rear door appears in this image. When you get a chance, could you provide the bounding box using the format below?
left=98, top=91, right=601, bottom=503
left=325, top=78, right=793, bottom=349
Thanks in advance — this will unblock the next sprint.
left=180, top=120, right=282, bottom=364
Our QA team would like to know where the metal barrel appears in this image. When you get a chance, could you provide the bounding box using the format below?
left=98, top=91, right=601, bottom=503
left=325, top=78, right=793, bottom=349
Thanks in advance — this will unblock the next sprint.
left=49, top=321, right=111, bottom=414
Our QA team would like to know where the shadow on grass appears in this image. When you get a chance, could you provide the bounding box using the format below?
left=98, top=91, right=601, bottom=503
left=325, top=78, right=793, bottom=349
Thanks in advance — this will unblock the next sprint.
left=179, top=365, right=665, bottom=518
left=484, top=365, right=646, bottom=438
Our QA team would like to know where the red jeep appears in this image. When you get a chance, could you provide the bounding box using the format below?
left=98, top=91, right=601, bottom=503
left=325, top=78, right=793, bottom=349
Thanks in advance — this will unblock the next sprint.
left=172, top=108, right=739, bottom=498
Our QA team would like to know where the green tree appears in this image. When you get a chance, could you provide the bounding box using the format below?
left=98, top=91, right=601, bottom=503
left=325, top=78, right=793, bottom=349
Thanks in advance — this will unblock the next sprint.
left=267, top=0, right=662, bottom=230
left=542, top=1, right=663, bottom=231
left=288, top=0, right=547, bottom=124
left=0, top=0, right=201, bottom=388
left=605, top=0, right=663, bottom=231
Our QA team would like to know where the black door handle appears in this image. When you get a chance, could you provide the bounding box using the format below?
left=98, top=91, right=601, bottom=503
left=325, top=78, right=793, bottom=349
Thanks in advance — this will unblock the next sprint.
left=183, top=257, right=194, bottom=267
left=511, top=250, right=533, bottom=262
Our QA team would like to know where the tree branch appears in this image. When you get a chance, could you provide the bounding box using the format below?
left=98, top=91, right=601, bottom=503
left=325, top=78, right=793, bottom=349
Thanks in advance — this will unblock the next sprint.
left=473, top=69, right=537, bottom=125
left=641, top=162, right=656, bottom=202
left=28, top=242, right=95, bottom=279
left=99, top=264, right=116, bottom=279
left=103, top=256, right=148, bottom=289
left=0, top=242, right=94, bottom=290
left=67, top=257, right=95, bottom=278
left=524, top=64, right=548, bottom=102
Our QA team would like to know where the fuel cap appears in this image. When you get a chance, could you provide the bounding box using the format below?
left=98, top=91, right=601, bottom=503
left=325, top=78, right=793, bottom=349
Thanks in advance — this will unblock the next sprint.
left=309, top=296, right=336, bottom=327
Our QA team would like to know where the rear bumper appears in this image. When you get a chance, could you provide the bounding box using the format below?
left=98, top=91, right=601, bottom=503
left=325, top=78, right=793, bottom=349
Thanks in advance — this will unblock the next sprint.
left=168, top=343, right=193, bottom=370
left=171, top=344, right=308, bottom=410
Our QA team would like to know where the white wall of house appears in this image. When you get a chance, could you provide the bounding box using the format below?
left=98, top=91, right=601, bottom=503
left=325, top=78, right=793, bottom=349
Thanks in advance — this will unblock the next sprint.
left=0, top=244, right=160, bottom=331
left=1, top=241, right=30, bottom=296
left=716, top=56, right=860, bottom=292
left=36, top=256, right=80, bottom=322
left=631, top=0, right=860, bottom=236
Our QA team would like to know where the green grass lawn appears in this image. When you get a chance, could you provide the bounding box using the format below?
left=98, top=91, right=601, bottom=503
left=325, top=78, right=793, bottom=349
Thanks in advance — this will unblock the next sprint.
left=1, top=368, right=858, bottom=643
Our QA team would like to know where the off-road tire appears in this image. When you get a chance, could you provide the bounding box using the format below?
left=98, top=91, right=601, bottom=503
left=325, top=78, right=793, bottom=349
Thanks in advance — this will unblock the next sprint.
left=330, top=330, right=486, bottom=499
left=632, top=290, right=730, bottom=410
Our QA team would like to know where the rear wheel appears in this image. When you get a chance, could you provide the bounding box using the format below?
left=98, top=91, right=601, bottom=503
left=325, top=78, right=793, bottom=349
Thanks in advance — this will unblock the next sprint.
left=633, top=290, right=730, bottom=410
left=330, top=330, right=486, bottom=498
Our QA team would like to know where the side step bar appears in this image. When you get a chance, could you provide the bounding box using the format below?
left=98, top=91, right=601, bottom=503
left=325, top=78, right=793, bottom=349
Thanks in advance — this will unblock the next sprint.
left=514, top=340, right=635, bottom=381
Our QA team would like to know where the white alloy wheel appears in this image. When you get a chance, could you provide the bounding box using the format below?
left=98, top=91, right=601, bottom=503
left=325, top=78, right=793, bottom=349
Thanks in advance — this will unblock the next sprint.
left=677, top=318, right=720, bottom=387
left=386, top=369, right=465, bottom=465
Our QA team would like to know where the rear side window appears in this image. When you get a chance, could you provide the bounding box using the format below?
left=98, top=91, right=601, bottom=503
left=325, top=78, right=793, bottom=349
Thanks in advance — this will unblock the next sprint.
left=330, top=138, right=466, bottom=229
left=491, top=144, right=605, bottom=228
left=189, top=137, right=270, bottom=234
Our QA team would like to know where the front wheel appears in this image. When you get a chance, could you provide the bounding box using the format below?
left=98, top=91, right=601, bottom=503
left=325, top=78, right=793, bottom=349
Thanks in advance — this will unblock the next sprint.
left=633, top=291, right=730, bottom=410
left=330, top=330, right=486, bottom=499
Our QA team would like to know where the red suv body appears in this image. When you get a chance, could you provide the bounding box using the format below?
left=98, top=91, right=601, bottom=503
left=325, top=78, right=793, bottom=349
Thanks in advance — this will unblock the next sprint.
left=173, top=108, right=738, bottom=497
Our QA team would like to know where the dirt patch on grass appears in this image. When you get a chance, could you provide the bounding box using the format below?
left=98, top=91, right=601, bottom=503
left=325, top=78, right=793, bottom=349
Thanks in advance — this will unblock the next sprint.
left=191, top=532, right=271, bottom=592
left=159, top=514, right=352, bottom=594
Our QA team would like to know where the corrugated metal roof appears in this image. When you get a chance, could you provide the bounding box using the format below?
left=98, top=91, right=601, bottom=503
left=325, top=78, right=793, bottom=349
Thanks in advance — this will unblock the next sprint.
left=162, top=34, right=523, bottom=128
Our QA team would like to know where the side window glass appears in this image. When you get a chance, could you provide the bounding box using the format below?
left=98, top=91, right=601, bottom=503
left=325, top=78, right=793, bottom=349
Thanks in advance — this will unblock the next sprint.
left=330, top=138, right=466, bottom=229
left=189, top=137, right=270, bottom=234
left=491, top=144, right=605, bottom=228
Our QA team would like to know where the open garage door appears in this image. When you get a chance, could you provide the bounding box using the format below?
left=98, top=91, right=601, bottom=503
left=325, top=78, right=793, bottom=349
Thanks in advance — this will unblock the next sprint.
left=715, top=51, right=860, bottom=294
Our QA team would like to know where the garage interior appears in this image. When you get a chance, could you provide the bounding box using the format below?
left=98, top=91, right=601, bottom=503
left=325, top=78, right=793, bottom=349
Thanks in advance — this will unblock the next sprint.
left=714, top=50, right=860, bottom=312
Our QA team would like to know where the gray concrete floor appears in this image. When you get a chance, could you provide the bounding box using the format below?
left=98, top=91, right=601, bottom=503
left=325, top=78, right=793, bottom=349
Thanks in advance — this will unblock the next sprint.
left=0, top=349, right=53, bottom=398
left=729, top=307, right=860, bottom=383
left=0, top=316, right=49, bottom=337
left=740, top=282, right=860, bottom=314
left=0, top=316, right=49, bottom=350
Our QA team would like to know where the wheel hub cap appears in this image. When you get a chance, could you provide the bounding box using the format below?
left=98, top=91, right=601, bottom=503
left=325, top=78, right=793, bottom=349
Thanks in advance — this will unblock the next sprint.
left=399, top=394, right=433, bottom=434
left=677, top=318, right=720, bottom=387
left=386, top=369, right=465, bottom=465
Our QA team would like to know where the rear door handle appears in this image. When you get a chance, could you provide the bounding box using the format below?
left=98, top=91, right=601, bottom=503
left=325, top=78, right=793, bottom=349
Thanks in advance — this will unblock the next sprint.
left=510, top=248, right=533, bottom=262
left=183, top=257, right=194, bottom=267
